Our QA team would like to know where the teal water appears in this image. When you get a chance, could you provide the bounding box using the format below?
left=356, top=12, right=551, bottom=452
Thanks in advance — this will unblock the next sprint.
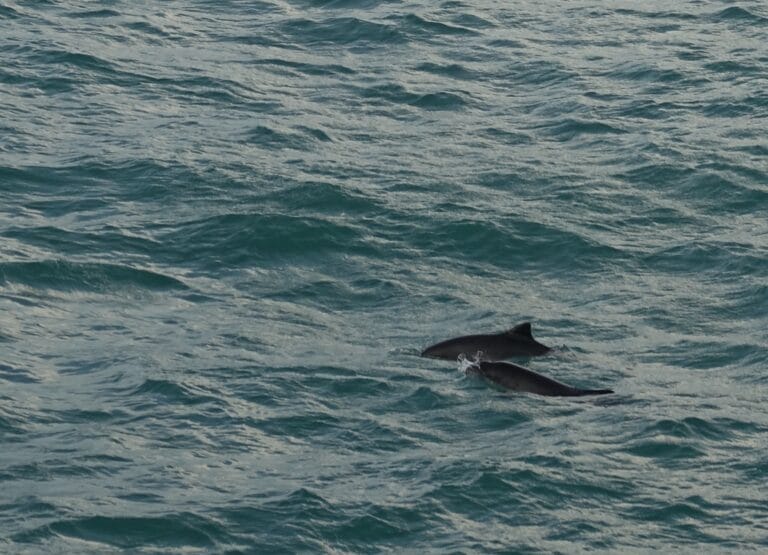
left=2, top=1, right=767, bottom=552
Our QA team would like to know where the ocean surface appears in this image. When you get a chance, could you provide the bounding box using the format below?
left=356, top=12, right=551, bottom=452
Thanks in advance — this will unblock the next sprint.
left=1, top=1, right=767, bottom=552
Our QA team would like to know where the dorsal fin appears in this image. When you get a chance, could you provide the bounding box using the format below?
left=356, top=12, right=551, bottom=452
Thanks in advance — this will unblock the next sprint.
left=507, top=322, right=533, bottom=338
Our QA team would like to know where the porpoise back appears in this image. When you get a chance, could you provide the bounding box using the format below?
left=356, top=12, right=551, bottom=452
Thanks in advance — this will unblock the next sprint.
left=421, top=322, right=551, bottom=361
left=470, top=361, right=613, bottom=397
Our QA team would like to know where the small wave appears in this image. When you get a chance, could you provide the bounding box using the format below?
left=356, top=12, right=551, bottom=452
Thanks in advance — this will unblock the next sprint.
left=704, top=60, right=761, bottom=75
left=415, top=62, right=478, bottom=81
left=712, top=7, right=768, bottom=24
left=504, top=60, right=577, bottom=86
left=306, top=0, right=390, bottom=8
left=0, top=260, right=188, bottom=293
left=452, top=13, right=496, bottom=30
left=123, top=20, right=173, bottom=40
left=279, top=17, right=405, bottom=47
left=129, top=379, right=220, bottom=406
left=267, top=275, right=409, bottom=311
left=251, top=57, right=356, bottom=78
left=396, top=13, right=479, bottom=38
left=643, top=241, right=765, bottom=276
left=613, top=8, right=699, bottom=22
left=257, top=180, right=380, bottom=216
left=67, top=9, right=120, bottom=19
left=34, top=49, right=116, bottom=74
left=243, top=124, right=333, bottom=150
left=412, top=91, right=467, bottom=111
left=625, top=440, right=705, bottom=461
left=388, top=385, right=459, bottom=412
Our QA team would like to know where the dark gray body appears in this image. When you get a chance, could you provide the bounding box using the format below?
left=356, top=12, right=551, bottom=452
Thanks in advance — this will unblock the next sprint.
left=470, top=361, right=613, bottom=397
left=421, top=322, right=551, bottom=361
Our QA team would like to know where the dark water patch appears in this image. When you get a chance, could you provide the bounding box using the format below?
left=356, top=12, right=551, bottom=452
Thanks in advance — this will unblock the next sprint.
left=0, top=68, right=78, bottom=94
left=676, top=45, right=709, bottom=61
left=0, top=497, right=59, bottom=518
left=625, top=440, right=705, bottom=461
left=0, top=409, right=27, bottom=437
left=478, top=127, right=534, bottom=145
left=357, top=82, right=413, bottom=105
left=118, top=492, right=165, bottom=504
left=675, top=172, right=768, bottom=213
left=3, top=226, right=160, bottom=259
left=430, top=467, right=536, bottom=515
left=613, top=8, right=698, bottom=21
left=157, top=212, right=365, bottom=267
left=39, top=513, right=226, bottom=550
left=700, top=100, right=755, bottom=118
left=161, top=75, right=261, bottom=106
left=0, top=363, right=40, bottom=384
left=244, top=125, right=314, bottom=151
left=1, top=457, right=120, bottom=482
left=267, top=275, right=409, bottom=311
left=414, top=91, right=467, bottom=110
left=123, top=20, right=173, bottom=40
left=415, top=62, right=478, bottom=80
left=669, top=339, right=757, bottom=370
left=258, top=180, right=380, bottom=216
left=255, top=412, right=419, bottom=451
left=218, top=333, right=270, bottom=353
left=0, top=4, right=20, bottom=19
left=504, top=59, right=577, bottom=86
left=254, top=412, right=342, bottom=442
left=279, top=17, right=405, bottom=47
left=302, top=0, right=392, bottom=8
left=2, top=160, right=228, bottom=204
left=21, top=197, right=113, bottom=219
left=302, top=374, right=393, bottom=399
left=535, top=118, right=627, bottom=141
left=412, top=215, right=625, bottom=273
left=387, top=385, right=459, bottom=412
left=252, top=57, right=356, bottom=78
left=353, top=82, right=467, bottom=110
left=328, top=504, right=429, bottom=548
left=611, top=99, right=683, bottom=120
left=31, top=49, right=116, bottom=75
left=641, top=417, right=731, bottom=441
left=640, top=339, right=758, bottom=371
left=49, top=408, right=129, bottom=425
left=704, top=161, right=768, bottom=184
left=617, top=163, right=696, bottom=187
left=626, top=497, right=722, bottom=529
left=487, top=38, right=525, bottom=49
left=468, top=406, right=531, bottom=432
left=0, top=260, right=188, bottom=293
left=603, top=63, right=687, bottom=84
left=297, top=125, right=333, bottom=142
left=218, top=489, right=341, bottom=552
left=451, top=12, right=496, bottom=30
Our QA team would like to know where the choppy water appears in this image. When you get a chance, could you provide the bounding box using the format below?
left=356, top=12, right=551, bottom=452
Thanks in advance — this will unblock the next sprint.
left=2, top=0, right=767, bottom=552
